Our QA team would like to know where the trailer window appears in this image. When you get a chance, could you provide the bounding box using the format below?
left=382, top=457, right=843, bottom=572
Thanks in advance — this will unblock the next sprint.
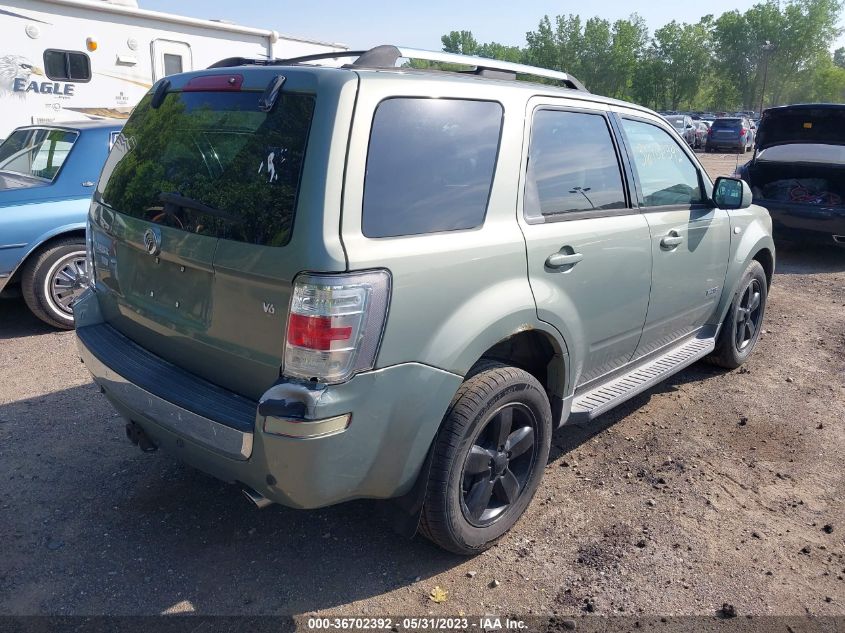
left=163, top=54, right=183, bottom=76
left=43, top=50, right=91, bottom=82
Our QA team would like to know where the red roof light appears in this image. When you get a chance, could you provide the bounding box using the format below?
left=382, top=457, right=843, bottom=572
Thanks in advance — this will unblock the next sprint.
left=183, top=74, right=243, bottom=92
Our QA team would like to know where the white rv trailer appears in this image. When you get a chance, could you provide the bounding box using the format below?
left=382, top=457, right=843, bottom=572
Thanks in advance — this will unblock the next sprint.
left=0, top=0, right=347, bottom=138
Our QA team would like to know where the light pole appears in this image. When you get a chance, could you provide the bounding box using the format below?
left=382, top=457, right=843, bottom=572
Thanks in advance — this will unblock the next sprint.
left=758, top=41, right=775, bottom=115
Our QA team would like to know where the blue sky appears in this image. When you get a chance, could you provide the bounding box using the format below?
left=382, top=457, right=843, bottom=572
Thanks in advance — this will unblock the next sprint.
left=143, top=0, right=845, bottom=51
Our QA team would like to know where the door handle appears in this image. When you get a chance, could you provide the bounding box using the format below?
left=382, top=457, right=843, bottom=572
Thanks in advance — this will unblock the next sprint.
left=546, top=251, right=584, bottom=268
left=660, top=231, right=684, bottom=249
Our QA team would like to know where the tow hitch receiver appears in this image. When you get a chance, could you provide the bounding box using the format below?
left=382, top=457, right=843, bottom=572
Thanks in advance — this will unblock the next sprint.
left=125, top=421, right=157, bottom=452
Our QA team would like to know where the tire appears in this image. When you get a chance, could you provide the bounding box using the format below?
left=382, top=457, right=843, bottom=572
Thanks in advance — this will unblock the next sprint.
left=419, top=360, right=552, bottom=555
left=21, top=237, right=87, bottom=330
left=707, top=260, right=767, bottom=369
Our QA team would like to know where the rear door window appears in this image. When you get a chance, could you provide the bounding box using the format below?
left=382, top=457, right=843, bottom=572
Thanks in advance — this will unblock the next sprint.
left=524, top=109, right=627, bottom=221
left=98, top=90, right=315, bottom=247
left=362, top=98, right=503, bottom=238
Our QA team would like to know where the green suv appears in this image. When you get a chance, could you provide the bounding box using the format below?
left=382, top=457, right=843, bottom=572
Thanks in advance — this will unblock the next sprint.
left=75, top=45, right=774, bottom=554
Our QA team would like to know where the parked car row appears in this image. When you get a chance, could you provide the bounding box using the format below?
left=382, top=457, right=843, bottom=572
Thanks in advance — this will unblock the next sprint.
left=661, top=112, right=757, bottom=153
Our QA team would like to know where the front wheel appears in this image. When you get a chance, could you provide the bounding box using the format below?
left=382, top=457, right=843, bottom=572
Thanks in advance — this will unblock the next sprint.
left=419, top=361, right=552, bottom=555
left=21, top=238, right=87, bottom=330
left=707, top=260, right=767, bottom=369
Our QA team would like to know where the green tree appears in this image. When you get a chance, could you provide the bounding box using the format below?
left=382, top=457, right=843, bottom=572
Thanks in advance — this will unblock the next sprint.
left=632, top=47, right=669, bottom=109
left=652, top=19, right=712, bottom=109
left=608, top=15, right=649, bottom=99
left=767, top=0, right=845, bottom=105
left=835, top=47, right=845, bottom=68
left=580, top=17, right=614, bottom=94
left=477, top=42, right=524, bottom=63
left=441, top=30, right=479, bottom=55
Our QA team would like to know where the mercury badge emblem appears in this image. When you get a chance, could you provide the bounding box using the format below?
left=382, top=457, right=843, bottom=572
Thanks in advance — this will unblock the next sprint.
left=143, top=227, right=161, bottom=256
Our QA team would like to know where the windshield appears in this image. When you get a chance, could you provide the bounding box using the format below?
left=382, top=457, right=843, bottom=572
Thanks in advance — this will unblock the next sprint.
left=98, top=90, right=315, bottom=247
left=0, top=128, right=78, bottom=181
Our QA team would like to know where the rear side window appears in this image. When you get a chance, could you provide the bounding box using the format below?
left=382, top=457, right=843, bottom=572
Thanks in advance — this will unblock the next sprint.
left=0, top=128, right=77, bottom=181
left=98, top=90, right=315, bottom=246
left=43, top=50, right=91, bottom=82
left=362, top=98, right=503, bottom=238
left=524, top=110, right=626, bottom=221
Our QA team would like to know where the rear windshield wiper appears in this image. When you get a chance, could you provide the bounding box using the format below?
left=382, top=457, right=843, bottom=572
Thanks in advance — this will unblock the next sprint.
left=158, top=192, right=243, bottom=224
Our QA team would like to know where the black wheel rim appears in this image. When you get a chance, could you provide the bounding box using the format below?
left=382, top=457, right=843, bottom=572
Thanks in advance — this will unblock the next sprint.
left=460, top=403, right=538, bottom=527
left=735, top=278, right=763, bottom=351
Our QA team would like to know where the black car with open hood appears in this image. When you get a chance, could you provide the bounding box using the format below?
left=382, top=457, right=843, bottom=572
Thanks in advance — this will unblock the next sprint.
left=737, top=103, right=845, bottom=247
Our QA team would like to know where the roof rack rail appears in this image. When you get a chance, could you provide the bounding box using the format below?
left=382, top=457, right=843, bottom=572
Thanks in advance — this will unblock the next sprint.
left=209, top=44, right=587, bottom=91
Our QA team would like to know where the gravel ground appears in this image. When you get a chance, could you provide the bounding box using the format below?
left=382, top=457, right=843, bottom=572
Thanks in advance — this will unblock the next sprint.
left=0, top=153, right=843, bottom=618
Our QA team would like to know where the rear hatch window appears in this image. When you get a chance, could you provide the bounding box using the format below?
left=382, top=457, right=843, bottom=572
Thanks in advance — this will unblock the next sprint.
left=98, top=90, right=314, bottom=246
left=711, top=119, right=741, bottom=130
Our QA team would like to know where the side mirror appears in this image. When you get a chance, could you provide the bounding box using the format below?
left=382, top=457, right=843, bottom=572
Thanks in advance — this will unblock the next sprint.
left=713, top=176, right=752, bottom=210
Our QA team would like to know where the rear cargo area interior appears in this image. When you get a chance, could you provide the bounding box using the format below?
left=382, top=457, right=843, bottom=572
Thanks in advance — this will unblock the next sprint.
left=750, top=161, right=845, bottom=207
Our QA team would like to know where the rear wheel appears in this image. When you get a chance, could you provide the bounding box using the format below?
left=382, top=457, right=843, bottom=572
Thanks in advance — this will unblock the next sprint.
left=21, top=238, right=87, bottom=330
left=707, top=260, right=767, bottom=369
left=419, top=361, right=552, bottom=555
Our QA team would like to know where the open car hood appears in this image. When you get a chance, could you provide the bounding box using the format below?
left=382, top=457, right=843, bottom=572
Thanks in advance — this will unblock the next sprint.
left=756, top=104, right=845, bottom=151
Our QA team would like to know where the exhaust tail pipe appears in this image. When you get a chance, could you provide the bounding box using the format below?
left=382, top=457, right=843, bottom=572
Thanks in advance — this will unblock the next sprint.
left=125, top=421, right=157, bottom=452
left=241, top=486, right=274, bottom=509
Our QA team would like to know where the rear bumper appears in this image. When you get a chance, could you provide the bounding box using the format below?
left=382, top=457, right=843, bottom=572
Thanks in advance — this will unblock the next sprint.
left=758, top=199, right=845, bottom=245
left=707, top=139, right=744, bottom=150
left=74, top=290, right=462, bottom=509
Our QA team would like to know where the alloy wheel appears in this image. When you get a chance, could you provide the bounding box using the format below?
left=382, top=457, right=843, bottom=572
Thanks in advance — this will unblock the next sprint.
left=735, top=278, right=763, bottom=351
left=460, top=403, right=538, bottom=527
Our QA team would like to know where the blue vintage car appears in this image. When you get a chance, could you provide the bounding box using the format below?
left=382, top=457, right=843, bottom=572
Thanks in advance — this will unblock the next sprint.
left=0, top=120, right=123, bottom=328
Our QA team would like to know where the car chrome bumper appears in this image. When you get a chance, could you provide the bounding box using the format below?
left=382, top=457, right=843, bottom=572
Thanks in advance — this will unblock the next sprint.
left=78, top=335, right=254, bottom=461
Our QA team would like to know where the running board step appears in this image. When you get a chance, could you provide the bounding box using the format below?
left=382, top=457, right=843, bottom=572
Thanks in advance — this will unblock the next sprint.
left=569, top=336, right=716, bottom=423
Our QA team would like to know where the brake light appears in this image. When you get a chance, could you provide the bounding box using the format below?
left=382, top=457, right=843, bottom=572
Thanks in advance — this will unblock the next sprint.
left=707, top=127, right=713, bottom=136
left=287, top=314, right=352, bottom=351
left=183, top=74, right=243, bottom=92
left=740, top=128, right=747, bottom=137
left=283, top=270, right=391, bottom=384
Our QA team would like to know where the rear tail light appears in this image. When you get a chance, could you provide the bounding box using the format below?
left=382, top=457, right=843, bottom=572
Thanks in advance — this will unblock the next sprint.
left=283, top=270, right=391, bottom=384
left=740, top=128, right=747, bottom=136
left=707, top=127, right=713, bottom=136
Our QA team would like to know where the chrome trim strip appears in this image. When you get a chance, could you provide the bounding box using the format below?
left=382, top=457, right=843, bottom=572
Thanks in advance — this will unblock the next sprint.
left=0, top=243, right=27, bottom=250
left=78, top=338, right=254, bottom=460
